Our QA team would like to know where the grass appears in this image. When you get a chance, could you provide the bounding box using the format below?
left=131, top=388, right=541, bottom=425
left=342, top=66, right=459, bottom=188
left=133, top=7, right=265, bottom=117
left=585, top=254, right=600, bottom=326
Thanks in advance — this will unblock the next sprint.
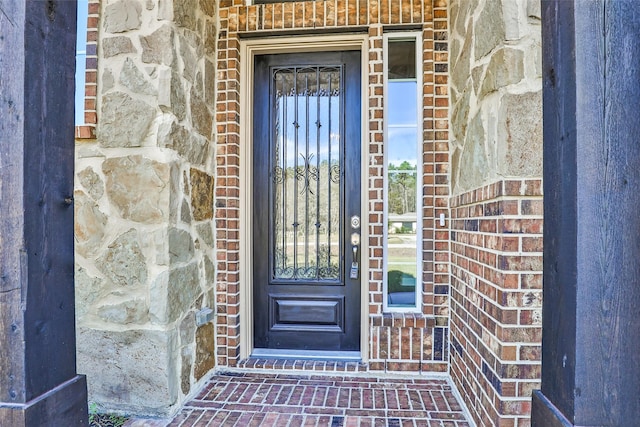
left=88, top=403, right=128, bottom=427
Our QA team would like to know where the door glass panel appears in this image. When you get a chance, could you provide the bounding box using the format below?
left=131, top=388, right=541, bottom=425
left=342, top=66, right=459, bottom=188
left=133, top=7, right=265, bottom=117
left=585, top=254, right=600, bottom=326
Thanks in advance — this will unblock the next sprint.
left=272, top=66, right=342, bottom=281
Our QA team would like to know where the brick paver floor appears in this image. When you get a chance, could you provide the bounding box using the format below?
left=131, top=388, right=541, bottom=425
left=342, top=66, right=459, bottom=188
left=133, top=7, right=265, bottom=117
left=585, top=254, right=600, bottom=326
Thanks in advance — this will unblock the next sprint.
left=164, top=372, right=472, bottom=427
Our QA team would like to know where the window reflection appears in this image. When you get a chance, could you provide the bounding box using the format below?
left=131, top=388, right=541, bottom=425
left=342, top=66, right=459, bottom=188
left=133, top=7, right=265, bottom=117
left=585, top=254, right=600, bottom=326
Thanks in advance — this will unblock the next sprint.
left=385, top=37, right=420, bottom=309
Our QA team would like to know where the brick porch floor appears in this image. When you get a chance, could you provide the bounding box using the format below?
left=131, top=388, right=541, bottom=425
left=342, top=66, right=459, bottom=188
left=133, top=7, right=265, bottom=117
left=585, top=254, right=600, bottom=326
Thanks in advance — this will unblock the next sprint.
left=158, top=371, right=472, bottom=427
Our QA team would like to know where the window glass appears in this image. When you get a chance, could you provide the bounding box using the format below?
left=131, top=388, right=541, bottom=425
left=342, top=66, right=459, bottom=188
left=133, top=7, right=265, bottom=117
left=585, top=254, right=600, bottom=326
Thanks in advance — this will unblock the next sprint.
left=384, top=35, right=421, bottom=311
left=387, top=81, right=418, bottom=125
left=387, top=40, right=416, bottom=79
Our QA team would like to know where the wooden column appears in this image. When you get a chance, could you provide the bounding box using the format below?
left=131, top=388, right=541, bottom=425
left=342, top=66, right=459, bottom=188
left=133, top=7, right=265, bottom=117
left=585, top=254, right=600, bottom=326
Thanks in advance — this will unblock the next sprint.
left=533, top=1, right=640, bottom=425
left=0, top=1, right=88, bottom=425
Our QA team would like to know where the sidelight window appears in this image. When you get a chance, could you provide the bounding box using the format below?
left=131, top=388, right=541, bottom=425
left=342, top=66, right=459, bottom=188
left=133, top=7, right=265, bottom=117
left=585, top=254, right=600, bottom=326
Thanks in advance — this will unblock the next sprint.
left=383, top=33, right=422, bottom=311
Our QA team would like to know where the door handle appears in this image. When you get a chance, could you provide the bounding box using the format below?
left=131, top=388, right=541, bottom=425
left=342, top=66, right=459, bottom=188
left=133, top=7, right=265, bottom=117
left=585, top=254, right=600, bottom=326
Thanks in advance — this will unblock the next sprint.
left=350, top=233, right=360, bottom=279
left=350, top=232, right=360, bottom=261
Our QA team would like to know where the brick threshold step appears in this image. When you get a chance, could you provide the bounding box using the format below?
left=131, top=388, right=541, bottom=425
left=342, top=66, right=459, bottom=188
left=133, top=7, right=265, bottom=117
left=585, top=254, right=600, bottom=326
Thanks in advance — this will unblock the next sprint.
left=236, top=357, right=369, bottom=373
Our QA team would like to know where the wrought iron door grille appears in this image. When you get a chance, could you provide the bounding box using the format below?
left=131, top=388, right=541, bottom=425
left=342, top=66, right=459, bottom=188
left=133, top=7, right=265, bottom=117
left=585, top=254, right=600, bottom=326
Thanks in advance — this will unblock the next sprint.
left=271, top=65, right=344, bottom=281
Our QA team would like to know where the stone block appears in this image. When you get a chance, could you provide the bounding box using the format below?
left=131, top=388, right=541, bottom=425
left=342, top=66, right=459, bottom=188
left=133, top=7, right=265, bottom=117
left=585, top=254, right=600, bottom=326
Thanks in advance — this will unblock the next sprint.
left=199, top=0, right=216, bottom=17
left=451, top=28, right=472, bottom=91
left=77, top=327, right=178, bottom=417
left=497, top=92, right=542, bottom=177
left=457, top=113, right=491, bottom=192
left=190, top=168, right=214, bottom=221
left=204, top=20, right=216, bottom=58
left=102, top=68, right=115, bottom=93
left=103, top=36, right=137, bottom=58
left=74, top=190, right=108, bottom=258
left=194, top=323, right=215, bottom=380
left=451, top=86, right=471, bottom=142
left=149, top=270, right=169, bottom=322
left=75, top=266, right=104, bottom=320
left=140, top=24, right=175, bottom=66
left=162, top=121, right=188, bottom=151
left=179, top=311, right=196, bottom=345
left=178, top=35, right=197, bottom=83
left=97, top=296, right=149, bottom=324
left=203, top=255, right=215, bottom=284
left=474, top=0, right=505, bottom=60
left=171, top=71, right=187, bottom=121
left=163, top=122, right=209, bottom=165
left=502, top=0, right=528, bottom=41
left=168, top=227, right=195, bottom=265
left=173, top=0, right=198, bottom=31
left=167, top=263, right=201, bottom=323
left=181, top=348, right=193, bottom=395
left=103, top=155, right=171, bottom=224
left=204, top=59, right=216, bottom=105
left=98, top=229, right=148, bottom=288
left=169, top=162, right=182, bottom=225
left=104, top=0, right=142, bottom=34
left=120, top=57, right=157, bottom=96
left=78, top=166, right=104, bottom=201
left=157, top=67, right=172, bottom=110
left=479, top=48, right=525, bottom=97
left=180, top=200, right=192, bottom=224
left=188, top=134, right=209, bottom=166
left=99, top=92, right=155, bottom=147
left=77, top=146, right=106, bottom=161
left=196, top=223, right=213, bottom=248
left=190, top=88, right=212, bottom=138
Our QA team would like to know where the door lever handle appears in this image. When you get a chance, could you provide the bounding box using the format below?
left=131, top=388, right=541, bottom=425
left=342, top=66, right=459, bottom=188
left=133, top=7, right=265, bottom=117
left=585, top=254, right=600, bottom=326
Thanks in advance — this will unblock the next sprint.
left=350, top=233, right=360, bottom=279
left=350, top=232, right=360, bottom=262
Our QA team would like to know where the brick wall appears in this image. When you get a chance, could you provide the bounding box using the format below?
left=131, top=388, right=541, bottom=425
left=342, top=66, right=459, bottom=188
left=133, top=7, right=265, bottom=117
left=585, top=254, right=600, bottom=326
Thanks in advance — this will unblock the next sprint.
left=215, top=0, right=449, bottom=372
left=75, top=0, right=99, bottom=140
left=450, top=179, right=543, bottom=427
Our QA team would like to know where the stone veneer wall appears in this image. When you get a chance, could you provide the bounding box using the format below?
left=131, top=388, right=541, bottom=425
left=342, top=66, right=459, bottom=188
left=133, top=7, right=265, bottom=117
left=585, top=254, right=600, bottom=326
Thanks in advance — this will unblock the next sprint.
left=448, top=1, right=542, bottom=426
left=215, top=0, right=450, bottom=372
left=74, top=0, right=218, bottom=417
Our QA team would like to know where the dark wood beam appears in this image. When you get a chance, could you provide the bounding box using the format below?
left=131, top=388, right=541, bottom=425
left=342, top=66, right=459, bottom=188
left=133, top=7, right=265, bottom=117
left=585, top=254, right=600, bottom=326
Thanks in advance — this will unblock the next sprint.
left=0, top=1, right=88, bottom=425
left=534, top=1, right=640, bottom=425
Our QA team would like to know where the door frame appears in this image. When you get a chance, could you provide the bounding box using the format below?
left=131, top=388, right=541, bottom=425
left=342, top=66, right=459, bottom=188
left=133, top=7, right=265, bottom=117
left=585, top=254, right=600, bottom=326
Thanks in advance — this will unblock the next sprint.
left=239, top=34, right=370, bottom=361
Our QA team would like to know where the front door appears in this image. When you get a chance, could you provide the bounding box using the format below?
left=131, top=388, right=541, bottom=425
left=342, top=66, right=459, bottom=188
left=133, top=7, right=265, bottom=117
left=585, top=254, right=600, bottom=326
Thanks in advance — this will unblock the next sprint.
left=253, top=51, right=361, bottom=352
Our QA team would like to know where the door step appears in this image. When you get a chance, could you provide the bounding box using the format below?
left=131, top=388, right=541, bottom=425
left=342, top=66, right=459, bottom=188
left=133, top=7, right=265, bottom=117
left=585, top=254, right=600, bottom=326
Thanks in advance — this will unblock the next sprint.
left=251, top=349, right=361, bottom=361
left=237, top=354, right=368, bottom=373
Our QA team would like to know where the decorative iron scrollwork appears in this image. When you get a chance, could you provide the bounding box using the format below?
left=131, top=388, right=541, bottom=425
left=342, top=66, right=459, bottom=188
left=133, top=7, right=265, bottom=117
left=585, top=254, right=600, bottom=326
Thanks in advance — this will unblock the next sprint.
left=271, top=65, right=343, bottom=281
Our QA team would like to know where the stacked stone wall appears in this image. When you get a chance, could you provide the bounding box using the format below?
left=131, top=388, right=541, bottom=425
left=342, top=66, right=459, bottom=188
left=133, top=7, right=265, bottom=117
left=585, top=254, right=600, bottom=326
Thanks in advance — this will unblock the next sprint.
left=74, top=0, right=218, bottom=416
left=448, top=1, right=542, bottom=425
left=216, top=0, right=450, bottom=373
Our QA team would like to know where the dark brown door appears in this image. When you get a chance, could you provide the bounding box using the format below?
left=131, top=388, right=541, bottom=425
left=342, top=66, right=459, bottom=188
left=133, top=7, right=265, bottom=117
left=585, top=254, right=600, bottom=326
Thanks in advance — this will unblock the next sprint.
left=253, top=51, right=361, bottom=352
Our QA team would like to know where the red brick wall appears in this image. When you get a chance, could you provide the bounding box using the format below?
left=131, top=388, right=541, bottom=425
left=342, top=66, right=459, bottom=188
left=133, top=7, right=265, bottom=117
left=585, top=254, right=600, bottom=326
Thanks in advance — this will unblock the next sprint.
left=450, top=180, right=543, bottom=427
left=75, top=0, right=99, bottom=140
left=215, top=0, right=449, bottom=372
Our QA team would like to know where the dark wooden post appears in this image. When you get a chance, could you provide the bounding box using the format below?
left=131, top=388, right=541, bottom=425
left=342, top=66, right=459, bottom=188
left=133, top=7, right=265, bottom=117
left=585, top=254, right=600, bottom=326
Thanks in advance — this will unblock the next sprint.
left=533, top=1, right=640, bottom=425
left=0, top=1, right=88, bottom=425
